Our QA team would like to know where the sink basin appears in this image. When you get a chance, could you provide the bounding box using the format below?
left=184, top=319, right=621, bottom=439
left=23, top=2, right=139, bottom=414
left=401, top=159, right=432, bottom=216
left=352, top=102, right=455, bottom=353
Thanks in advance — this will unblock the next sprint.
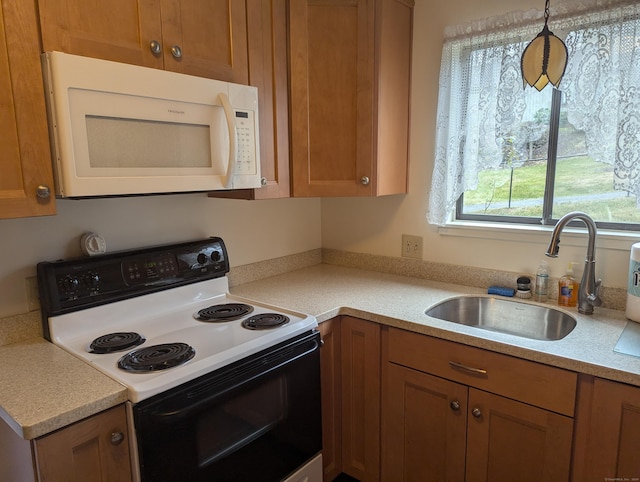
left=425, top=296, right=576, bottom=341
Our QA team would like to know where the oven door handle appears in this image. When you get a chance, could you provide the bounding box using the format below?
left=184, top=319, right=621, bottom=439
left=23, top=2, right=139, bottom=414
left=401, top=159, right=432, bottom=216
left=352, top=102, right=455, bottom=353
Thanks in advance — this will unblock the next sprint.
left=145, top=335, right=320, bottom=423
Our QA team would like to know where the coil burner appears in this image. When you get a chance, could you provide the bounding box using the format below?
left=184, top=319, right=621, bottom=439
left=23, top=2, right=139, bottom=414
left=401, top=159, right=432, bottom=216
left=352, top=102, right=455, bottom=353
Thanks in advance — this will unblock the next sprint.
left=195, top=303, right=254, bottom=322
left=242, top=313, right=290, bottom=330
left=89, top=332, right=145, bottom=354
left=118, top=343, right=195, bottom=372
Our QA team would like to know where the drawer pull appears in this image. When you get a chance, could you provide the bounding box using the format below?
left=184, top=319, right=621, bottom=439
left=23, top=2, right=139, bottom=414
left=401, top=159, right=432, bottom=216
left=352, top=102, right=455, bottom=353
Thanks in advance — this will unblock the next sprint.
left=449, top=361, right=487, bottom=376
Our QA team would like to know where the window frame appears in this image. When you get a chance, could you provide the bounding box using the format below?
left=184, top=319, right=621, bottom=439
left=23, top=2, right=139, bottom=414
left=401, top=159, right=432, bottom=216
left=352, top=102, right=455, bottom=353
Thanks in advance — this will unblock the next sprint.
left=455, top=88, right=640, bottom=232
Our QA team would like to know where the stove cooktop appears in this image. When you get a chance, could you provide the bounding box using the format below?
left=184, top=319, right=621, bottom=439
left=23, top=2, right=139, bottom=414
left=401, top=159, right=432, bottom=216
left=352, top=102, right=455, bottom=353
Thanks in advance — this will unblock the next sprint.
left=48, top=278, right=317, bottom=402
left=38, top=238, right=317, bottom=403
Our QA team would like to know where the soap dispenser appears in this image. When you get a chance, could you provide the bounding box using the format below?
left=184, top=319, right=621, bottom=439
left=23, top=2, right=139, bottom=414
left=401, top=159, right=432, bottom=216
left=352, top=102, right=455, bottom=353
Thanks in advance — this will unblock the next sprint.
left=558, top=263, right=577, bottom=307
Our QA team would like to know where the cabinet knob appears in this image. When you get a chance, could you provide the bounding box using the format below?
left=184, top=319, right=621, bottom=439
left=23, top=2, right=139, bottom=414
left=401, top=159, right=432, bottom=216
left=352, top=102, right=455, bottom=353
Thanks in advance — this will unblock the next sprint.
left=450, top=400, right=461, bottom=411
left=149, top=40, right=162, bottom=55
left=360, top=176, right=370, bottom=186
left=261, top=177, right=267, bottom=186
left=471, top=408, right=482, bottom=418
left=36, top=185, right=51, bottom=199
left=110, top=431, right=125, bottom=445
left=171, top=45, right=183, bottom=59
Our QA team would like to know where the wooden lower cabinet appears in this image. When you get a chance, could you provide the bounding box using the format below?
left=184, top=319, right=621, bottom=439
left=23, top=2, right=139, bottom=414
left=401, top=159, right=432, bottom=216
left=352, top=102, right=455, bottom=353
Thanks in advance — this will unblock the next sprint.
left=573, top=376, right=640, bottom=482
left=35, top=405, right=132, bottom=482
left=382, top=327, right=575, bottom=482
left=0, top=404, right=131, bottom=482
left=384, top=362, right=467, bottom=481
left=466, top=389, right=572, bottom=482
left=340, top=316, right=381, bottom=481
left=318, top=316, right=381, bottom=481
left=319, top=317, right=343, bottom=481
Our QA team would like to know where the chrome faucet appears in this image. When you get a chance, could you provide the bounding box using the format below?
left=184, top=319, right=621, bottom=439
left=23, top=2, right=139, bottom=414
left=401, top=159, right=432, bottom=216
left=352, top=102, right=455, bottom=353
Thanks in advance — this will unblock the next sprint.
left=546, top=211, right=602, bottom=314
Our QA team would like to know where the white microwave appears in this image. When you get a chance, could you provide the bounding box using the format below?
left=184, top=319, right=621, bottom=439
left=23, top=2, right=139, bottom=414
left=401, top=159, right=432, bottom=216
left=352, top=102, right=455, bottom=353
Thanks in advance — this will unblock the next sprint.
left=41, top=51, right=261, bottom=198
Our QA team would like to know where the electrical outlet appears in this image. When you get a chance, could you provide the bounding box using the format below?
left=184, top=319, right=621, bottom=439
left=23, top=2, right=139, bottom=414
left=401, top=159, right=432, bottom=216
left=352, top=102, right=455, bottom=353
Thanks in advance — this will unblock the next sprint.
left=401, top=234, right=423, bottom=259
left=25, top=276, right=40, bottom=311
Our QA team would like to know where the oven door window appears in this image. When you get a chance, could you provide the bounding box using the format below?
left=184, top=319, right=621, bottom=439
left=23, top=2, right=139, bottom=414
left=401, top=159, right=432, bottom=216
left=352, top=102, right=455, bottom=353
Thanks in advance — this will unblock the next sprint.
left=196, top=375, right=287, bottom=467
left=134, top=332, right=321, bottom=482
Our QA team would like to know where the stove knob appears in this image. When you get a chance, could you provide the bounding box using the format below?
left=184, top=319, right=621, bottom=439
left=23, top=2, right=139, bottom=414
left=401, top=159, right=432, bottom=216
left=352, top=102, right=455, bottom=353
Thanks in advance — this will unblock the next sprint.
left=88, top=272, right=100, bottom=289
left=197, top=252, right=208, bottom=265
left=62, top=275, right=79, bottom=292
left=210, top=250, right=221, bottom=262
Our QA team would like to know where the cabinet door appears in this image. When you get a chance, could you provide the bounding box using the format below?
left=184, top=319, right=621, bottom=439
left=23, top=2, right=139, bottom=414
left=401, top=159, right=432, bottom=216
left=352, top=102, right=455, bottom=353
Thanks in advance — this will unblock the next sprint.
left=0, top=0, right=56, bottom=218
left=383, top=363, right=467, bottom=482
left=38, top=0, right=248, bottom=82
left=582, top=378, right=640, bottom=481
left=289, top=0, right=375, bottom=197
left=246, top=0, right=290, bottom=198
left=159, top=0, right=248, bottom=82
left=318, top=318, right=342, bottom=482
left=35, top=405, right=132, bottom=482
left=38, top=0, right=163, bottom=69
left=341, top=316, right=380, bottom=481
left=466, top=388, right=573, bottom=482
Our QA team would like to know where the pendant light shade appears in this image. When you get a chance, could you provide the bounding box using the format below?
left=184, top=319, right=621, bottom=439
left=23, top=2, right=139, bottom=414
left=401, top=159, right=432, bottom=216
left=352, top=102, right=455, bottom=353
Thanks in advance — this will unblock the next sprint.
left=521, top=0, right=568, bottom=90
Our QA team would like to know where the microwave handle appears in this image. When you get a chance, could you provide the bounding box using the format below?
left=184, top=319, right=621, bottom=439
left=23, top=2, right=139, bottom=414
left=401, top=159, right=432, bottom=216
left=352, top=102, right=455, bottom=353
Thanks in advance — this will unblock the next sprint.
left=218, top=93, right=237, bottom=188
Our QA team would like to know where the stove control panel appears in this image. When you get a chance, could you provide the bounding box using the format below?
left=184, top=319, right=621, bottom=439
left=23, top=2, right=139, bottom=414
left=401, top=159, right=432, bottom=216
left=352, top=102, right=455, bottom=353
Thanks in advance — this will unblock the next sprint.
left=37, top=238, right=230, bottom=318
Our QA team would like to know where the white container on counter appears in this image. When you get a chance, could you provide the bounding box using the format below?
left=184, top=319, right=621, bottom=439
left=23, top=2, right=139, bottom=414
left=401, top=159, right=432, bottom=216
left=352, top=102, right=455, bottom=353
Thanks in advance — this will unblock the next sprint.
left=626, top=242, right=640, bottom=323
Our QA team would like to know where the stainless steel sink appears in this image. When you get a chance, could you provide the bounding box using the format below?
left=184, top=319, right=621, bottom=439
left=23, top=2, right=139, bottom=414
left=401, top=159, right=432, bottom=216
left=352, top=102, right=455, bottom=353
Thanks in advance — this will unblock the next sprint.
left=425, top=296, right=576, bottom=341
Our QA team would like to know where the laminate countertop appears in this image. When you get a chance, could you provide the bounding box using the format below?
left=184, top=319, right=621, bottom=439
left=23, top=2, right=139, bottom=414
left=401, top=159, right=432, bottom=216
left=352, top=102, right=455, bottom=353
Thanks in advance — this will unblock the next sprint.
left=0, top=338, right=127, bottom=439
left=229, top=264, right=640, bottom=387
left=2, top=263, right=639, bottom=440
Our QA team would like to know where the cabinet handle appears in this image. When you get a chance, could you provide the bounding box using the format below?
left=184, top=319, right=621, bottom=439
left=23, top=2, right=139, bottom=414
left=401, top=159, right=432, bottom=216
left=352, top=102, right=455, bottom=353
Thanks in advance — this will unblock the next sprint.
left=110, top=432, right=125, bottom=445
left=171, top=45, right=183, bottom=59
left=36, top=185, right=51, bottom=199
left=149, top=40, right=162, bottom=55
left=450, top=400, right=461, bottom=411
left=261, top=177, right=267, bottom=186
left=471, top=408, right=482, bottom=418
left=449, top=361, right=487, bottom=376
left=360, top=176, right=370, bottom=186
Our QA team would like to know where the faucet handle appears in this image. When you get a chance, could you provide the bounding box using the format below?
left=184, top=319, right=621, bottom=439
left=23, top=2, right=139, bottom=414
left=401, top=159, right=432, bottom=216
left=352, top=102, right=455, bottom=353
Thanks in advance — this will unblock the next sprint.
left=588, top=279, right=602, bottom=307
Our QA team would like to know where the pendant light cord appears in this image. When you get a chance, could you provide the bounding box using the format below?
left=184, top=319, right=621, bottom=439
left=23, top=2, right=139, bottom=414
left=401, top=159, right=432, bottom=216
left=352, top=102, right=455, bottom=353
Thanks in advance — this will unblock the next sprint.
left=544, top=0, right=550, bottom=26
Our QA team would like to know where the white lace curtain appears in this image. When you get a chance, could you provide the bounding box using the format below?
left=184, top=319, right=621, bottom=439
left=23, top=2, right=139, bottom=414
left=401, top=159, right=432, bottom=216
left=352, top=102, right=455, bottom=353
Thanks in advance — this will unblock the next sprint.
left=427, top=0, right=640, bottom=226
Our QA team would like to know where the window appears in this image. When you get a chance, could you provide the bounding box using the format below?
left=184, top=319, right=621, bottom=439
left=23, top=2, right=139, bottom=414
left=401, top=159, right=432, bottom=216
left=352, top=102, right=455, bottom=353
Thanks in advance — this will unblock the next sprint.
left=428, top=2, right=640, bottom=231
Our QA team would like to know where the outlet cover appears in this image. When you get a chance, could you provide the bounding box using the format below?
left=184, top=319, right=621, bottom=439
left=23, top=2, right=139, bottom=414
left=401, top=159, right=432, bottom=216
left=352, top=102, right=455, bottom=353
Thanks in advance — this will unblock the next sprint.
left=401, top=234, right=423, bottom=259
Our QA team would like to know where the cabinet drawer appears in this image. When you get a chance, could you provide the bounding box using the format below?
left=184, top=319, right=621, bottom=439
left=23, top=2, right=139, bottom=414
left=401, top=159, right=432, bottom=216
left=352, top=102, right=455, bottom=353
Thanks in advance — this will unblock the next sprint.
left=387, top=327, right=577, bottom=416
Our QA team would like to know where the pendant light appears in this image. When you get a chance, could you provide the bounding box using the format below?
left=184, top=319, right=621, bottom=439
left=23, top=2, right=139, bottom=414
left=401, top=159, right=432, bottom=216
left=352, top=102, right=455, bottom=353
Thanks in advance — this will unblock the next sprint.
left=521, top=0, right=568, bottom=90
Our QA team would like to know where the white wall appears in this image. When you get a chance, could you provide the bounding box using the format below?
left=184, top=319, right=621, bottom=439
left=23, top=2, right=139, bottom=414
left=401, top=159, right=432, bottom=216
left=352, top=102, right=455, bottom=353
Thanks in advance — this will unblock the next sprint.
left=0, top=195, right=321, bottom=317
left=2, top=0, right=639, bottom=319
left=321, top=0, right=640, bottom=288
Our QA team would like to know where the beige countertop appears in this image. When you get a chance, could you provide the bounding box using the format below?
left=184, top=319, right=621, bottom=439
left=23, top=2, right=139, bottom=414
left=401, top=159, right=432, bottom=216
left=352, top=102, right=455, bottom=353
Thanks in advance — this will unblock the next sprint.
left=2, top=262, right=639, bottom=441
left=0, top=338, right=127, bottom=440
left=229, top=264, right=640, bottom=387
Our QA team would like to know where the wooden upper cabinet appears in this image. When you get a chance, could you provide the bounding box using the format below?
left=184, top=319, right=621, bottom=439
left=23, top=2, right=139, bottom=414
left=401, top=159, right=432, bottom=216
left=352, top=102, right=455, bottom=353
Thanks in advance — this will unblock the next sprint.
left=0, top=0, right=56, bottom=219
left=38, top=0, right=249, bottom=83
left=289, top=0, right=413, bottom=197
left=158, top=0, right=248, bottom=83
left=209, top=0, right=290, bottom=200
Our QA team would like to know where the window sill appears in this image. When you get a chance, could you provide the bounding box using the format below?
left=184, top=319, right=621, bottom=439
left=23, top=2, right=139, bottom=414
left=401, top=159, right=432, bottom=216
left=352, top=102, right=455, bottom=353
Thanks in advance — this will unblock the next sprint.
left=438, top=220, right=640, bottom=252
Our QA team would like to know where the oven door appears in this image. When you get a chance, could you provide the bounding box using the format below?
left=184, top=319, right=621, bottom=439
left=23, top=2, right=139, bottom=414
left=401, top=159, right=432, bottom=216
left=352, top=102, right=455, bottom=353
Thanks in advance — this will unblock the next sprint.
left=133, top=330, right=322, bottom=482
